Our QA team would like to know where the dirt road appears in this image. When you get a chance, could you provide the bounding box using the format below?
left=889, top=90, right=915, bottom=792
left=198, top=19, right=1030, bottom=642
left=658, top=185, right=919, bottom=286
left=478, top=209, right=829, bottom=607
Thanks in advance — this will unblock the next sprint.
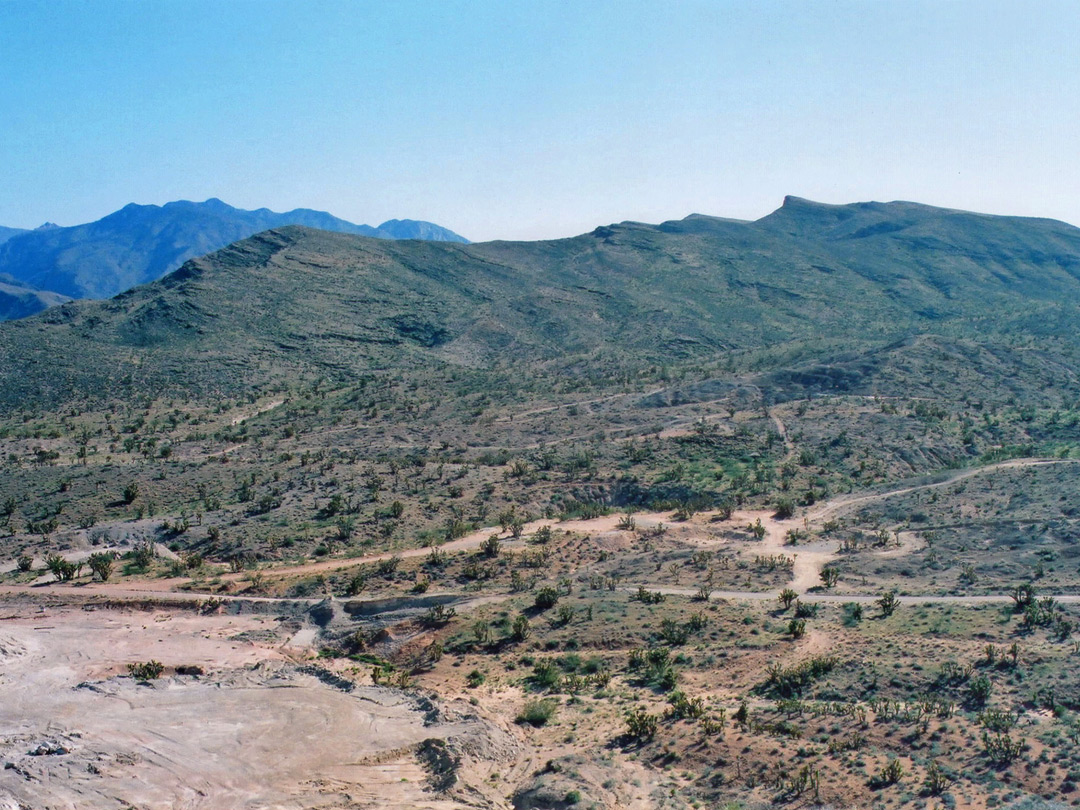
left=8, top=458, right=1078, bottom=608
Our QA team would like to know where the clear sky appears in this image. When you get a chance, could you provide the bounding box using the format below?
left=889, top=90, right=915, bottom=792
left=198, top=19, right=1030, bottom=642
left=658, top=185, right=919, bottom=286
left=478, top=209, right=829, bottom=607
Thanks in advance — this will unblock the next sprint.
left=1, top=0, right=1078, bottom=241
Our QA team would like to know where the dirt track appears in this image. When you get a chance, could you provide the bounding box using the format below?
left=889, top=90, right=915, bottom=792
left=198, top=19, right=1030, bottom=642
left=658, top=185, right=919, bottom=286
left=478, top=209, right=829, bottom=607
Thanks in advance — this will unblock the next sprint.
left=3, top=458, right=1079, bottom=809
left=5, top=458, right=1078, bottom=610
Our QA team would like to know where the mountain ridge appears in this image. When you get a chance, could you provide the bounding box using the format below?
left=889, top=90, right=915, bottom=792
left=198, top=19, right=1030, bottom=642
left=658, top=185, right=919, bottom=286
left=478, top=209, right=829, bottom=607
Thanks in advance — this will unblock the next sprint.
left=2, top=197, right=1079, bottom=412
left=0, top=225, right=28, bottom=246
left=0, top=198, right=469, bottom=308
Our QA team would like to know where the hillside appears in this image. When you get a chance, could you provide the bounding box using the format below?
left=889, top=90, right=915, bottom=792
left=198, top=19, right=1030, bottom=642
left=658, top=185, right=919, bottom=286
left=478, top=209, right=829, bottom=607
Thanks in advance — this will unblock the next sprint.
left=0, top=198, right=468, bottom=307
left=3, top=197, right=1080, bottom=810
left=2, top=196, right=1079, bottom=411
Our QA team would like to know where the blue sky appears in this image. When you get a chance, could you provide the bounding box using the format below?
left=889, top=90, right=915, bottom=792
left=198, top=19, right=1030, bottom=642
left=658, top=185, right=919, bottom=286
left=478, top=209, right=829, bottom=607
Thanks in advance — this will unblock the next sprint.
left=1, top=0, right=1078, bottom=241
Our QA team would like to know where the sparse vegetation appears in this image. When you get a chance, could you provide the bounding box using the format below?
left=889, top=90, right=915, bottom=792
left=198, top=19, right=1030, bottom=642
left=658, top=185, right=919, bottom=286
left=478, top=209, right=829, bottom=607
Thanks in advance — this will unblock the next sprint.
left=2, top=196, right=1080, bottom=810
left=127, top=660, right=165, bottom=680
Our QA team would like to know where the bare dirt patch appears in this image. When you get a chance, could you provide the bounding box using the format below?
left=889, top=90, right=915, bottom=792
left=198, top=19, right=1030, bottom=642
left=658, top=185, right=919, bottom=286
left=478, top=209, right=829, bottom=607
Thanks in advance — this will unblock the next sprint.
left=0, top=602, right=516, bottom=809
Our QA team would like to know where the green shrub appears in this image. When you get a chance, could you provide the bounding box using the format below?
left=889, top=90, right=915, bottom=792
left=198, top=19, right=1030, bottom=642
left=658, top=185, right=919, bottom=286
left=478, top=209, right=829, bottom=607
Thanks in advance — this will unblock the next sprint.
left=45, top=554, right=81, bottom=581
left=774, top=498, right=795, bottom=519
left=88, top=552, right=116, bottom=581
left=531, top=660, right=561, bottom=691
left=625, top=707, right=658, bottom=741
left=511, top=614, right=531, bottom=641
left=128, top=660, right=165, bottom=680
left=534, top=587, right=560, bottom=610
left=517, top=698, right=557, bottom=726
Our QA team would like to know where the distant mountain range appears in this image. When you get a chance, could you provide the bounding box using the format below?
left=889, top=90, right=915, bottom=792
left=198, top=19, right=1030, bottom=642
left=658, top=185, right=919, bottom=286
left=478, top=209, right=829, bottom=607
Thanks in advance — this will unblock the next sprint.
left=0, top=199, right=468, bottom=316
left=0, top=226, right=28, bottom=246
left=2, top=195, right=1079, bottom=411
left=0, top=273, right=72, bottom=321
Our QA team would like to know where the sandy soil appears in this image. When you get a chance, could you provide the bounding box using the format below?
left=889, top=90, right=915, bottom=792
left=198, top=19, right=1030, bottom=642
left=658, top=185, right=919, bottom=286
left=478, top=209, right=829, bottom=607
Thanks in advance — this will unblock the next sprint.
left=0, top=604, right=513, bottom=809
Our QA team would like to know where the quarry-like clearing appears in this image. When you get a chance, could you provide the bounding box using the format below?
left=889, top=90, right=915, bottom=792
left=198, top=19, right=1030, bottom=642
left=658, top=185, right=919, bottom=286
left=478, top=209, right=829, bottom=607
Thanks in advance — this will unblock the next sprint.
left=0, top=603, right=514, bottom=810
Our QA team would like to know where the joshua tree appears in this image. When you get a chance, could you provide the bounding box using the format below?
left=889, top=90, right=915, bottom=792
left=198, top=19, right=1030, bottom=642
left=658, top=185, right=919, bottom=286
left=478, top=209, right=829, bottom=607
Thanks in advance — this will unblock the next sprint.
left=481, top=533, right=501, bottom=558
left=511, top=614, right=531, bottom=641
left=45, top=554, right=81, bottom=582
left=88, top=551, right=116, bottom=581
left=1011, top=582, right=1036, bottom=611
left=820, top=566, right=839, bottom=589
left=877, top=590, right=899, bottom=617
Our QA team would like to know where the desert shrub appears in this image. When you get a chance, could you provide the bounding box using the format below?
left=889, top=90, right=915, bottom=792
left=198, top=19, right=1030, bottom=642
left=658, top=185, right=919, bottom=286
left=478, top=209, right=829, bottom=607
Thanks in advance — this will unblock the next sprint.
left=511, top=615, right=531, bottom=641
left=481, top=534, right=501, bottom=558
left=924, top=761, right=951, bottom=795
left=967, top=674, right=993, bottom=706
left=345, top=571, right=367, bottom=596
left=628, top=646, right=678, bottom=691
left=774, top=498, right=795, bottom=519
left=666, top=690, right=706, bottom=720
left=531, top=660, right=562, bottom=691
left=633, top=586, right=666, bottom=604
left=877, top=591, right=899, bottom=616
left=761, top=656, right=838, bottom=698
left=1010, top=582, right=1037, bottom=611
left=534, top=587, right=560, bottom=610
left=517, top=698, right=557, bottom=726
left=373, top=555, right=400, bottom=577
left=128, top=660, right=165, bottom=680
left=45, top=554, right=81, bottom=581
left=870, top=758, right=904, bottom=787
left=88, top=551, right=116, bottom=581
left=625, top=707, right=659, bottom=741
left=983, top=732, right=1024, bottom=764
left=130, top=541, right=156, bottom=570
left=978, top=709, right=1017, bottom=733
left=421, top=604, right=456, bottom=627
left=659, top=618, right=689, bottom=646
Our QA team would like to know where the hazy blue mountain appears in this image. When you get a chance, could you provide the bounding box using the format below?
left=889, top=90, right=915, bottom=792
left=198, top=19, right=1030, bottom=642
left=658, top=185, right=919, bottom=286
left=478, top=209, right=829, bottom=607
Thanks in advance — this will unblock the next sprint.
left=0, top=273, right=71, bottom=321
left=0, top=198, right=468, bottom=302
left=0, top=226, right=27, bottom=246
left=376, top=219, right=470, bottom=242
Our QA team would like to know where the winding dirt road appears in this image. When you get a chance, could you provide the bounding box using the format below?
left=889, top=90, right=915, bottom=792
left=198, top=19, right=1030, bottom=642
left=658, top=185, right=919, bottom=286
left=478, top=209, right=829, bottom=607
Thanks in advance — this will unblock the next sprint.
left=5, top=458, right=1079, bottom=609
